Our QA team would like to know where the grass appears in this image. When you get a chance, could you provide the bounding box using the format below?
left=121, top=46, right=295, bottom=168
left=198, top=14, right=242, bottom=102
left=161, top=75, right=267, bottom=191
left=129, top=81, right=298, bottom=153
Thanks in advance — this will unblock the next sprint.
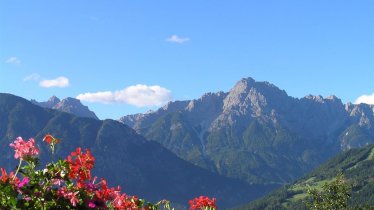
left=288, top=193, right=308, bottom=202
left=281, top=177, right=334, bottom=206
left=348, top=146, right=374, bottom=170
left=366, top=147, right=374, bottom=160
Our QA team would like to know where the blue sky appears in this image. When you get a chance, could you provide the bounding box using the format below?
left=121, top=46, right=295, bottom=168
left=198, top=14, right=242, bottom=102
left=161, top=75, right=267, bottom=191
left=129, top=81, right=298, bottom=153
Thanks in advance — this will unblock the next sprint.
left=1, top=0, right=373, bottom=119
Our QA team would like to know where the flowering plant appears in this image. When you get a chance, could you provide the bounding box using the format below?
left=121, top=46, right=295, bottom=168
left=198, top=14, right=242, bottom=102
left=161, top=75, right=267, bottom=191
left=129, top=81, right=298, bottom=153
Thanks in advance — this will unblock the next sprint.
left=0, top=135, right=217, bottom=209
left=189, top=196, right=217, bottom=210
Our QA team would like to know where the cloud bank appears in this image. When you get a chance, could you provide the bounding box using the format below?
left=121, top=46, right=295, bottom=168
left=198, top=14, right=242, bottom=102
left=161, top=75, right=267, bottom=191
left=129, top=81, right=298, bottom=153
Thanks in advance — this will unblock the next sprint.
left=77, top=84, right=173, bottom=107
left=355, top=93, right=374, bottom=105
left=166, top=35, right=190, bottom=44
left=39, top=76, right=70, bottom=88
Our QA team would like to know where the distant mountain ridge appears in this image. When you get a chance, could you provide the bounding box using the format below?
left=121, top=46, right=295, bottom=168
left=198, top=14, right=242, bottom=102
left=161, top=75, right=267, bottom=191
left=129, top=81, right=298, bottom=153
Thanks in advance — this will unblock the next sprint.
left=31, top=96, right=99, bottom=120
left=0, top=93, right=277, bottom=208
left=120, top=77, right=374, bottom=185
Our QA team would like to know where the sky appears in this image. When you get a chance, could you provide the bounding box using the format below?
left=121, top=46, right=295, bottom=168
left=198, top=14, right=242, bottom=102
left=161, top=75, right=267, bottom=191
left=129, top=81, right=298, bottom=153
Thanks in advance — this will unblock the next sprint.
left=1, top=0, right=373, bottom=120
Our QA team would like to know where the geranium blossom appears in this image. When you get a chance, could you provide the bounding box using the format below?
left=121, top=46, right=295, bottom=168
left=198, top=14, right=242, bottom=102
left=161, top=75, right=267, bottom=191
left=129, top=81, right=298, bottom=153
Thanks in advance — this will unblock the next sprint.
left=9, top=137, right=39, bottom=160
left=43, top=134, right=60, bottom=145
left=51, top=178, right=63, bottom=186
left=0, top=168, right=8, bottom=183
left=112, top=193, right=139, bottom=209
left=57, top=187, right=80, bottom=206
left=66, top=147, right=95, bottom=184
left=189, top=196, right=217, bottom=210
left=17, top=177, right=29, bottom=188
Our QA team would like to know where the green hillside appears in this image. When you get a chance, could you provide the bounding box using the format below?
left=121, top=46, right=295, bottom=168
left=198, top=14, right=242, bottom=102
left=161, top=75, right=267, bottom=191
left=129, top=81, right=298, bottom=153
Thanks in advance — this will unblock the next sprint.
left=236, top=144, right=374, bottom=209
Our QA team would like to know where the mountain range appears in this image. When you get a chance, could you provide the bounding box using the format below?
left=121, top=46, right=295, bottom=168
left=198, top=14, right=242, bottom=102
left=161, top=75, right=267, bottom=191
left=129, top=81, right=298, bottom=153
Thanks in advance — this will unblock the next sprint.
left=0, top=93, right=276, bottom=208
left=120, top=77, right=374, bottom=185
left=31, top=96, right=99, bottom=120
left=2, top=76, right=374, bottom=209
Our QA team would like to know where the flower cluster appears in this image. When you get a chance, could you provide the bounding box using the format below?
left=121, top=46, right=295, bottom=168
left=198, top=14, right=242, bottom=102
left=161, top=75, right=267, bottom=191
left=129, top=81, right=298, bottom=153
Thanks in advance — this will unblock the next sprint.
left=66, top=147, right=95, bottom=186
left=189, top=196, right=217, bottom=210
left=0, top=135, right=218, bottom=209
left=9, top=137, right=39, bottom=160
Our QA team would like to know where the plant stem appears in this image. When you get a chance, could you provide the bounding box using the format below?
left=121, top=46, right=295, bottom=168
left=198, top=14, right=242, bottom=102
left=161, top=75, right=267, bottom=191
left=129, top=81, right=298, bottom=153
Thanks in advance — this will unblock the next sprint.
left=13, top=159, right=22, bottom=180
left=51, top=144, right=55, bottom=163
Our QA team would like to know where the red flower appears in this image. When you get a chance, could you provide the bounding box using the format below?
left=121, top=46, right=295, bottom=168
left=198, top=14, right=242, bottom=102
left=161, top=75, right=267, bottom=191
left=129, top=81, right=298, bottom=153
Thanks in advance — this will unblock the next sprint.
left=66, top=147, right=95, bottom=183
left=94, top=178, right=118, bottom=201
left=189, top=196, right=217, bottom=210
left=0, top=168, right=8, bottom=182
left=112, top=193, right=139, bottom=210
left=43, top=134, right=60, bottom=144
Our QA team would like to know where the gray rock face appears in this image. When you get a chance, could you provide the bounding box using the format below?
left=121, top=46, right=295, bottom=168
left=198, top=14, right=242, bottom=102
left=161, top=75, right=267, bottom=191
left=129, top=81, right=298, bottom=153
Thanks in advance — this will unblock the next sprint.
left=32, top=96, right=99, bottom=120
left=119, top=77, right=374, bottom=184
left=31, top=95, right=60, bottom=108
left=119, top=100, right=190, bottom=130
left=120, top=77, right=374, bottom=150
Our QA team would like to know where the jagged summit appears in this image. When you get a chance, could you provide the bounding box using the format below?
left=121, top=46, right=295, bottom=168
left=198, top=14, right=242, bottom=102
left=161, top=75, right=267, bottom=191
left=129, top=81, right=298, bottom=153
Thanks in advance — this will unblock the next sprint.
left=119, top=76, right=374, bottom=185
left=47, top=95, right=61, bottom=106
left=232, top=77, right=285, bottom=93
left=31, top=95, right=61, bottom=108
left=31, top=96, right=98, bottom=120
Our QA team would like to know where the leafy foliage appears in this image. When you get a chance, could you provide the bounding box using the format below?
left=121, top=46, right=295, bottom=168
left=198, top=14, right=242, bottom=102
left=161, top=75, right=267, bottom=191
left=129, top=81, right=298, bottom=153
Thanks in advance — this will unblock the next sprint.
left=305, top=173, right=350, bottom=210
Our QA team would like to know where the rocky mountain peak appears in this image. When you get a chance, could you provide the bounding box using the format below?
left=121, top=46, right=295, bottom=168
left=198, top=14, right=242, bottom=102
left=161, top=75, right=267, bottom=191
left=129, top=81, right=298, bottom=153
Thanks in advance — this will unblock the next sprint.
left=222, top=77, right=289, bottom=115
left=31, top=96, right=98, bottom=120
left=345, top=103, right=374, bottom=128
left=47, top=96, right=61, bottom=106
left=304, top=94, right=325, bottom=103
left=223, top=78, right=259, bottom=110
left=326, top=95, right=339, bottom=101
left=31, top=96, right=61, bottom=108
left=55, top=97, right=81, bottom=108
left=186, top=91, right=226, bottom=111
left=232, top=77, right=256, bottom=91
left=161, top=100, right=189, bottom=112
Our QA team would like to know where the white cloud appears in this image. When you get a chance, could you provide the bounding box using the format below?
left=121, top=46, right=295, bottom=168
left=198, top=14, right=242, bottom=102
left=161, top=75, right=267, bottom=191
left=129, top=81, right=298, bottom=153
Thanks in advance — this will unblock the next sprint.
left=355, top=93, right=374, bottom=105
left=5, top=57, right=21, bottom=65
left=23, top=73, right=41, bottom=81
left=166, top=35, right=190, bottom=44
left=76, top=91, right=114, bottom=104
left=77, top=84, right=173, bottom=107
left=39, top=76, right=70, bottom=88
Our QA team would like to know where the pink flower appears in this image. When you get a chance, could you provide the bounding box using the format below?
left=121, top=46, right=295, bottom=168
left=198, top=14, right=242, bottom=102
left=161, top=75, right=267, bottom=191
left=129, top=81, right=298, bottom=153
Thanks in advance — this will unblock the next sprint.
left=17, top=177, right=30, bottom=188
left=9, top=137, right=39, bottom=160
left=88, top=201, right=96, bottom=208
left=57, top=187, right=80, bottom=207
left=69, top=191, right=79, bottom=207
left=23, top=196, right=31, bottom=201
left=51, top=178, right=63, bottom=186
